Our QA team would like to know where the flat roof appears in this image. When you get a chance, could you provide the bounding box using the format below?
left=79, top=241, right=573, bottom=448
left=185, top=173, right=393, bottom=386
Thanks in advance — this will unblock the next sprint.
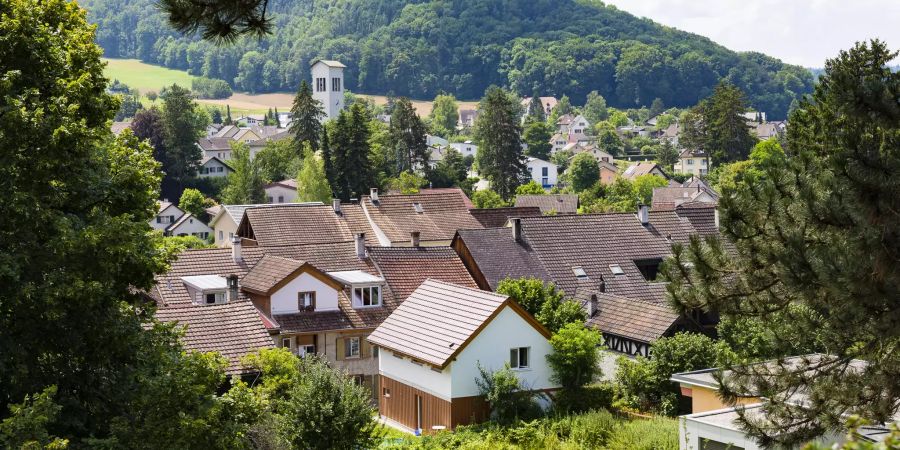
left=181, top=275, right=227, bottom=291
left=327, top=270, right=384, bottom=285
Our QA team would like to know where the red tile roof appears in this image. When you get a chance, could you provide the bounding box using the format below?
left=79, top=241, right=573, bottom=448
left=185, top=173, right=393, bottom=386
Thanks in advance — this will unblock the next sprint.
left=468, top=207, right=542, bottom=228
left=368, top=246, right=478, bottom=301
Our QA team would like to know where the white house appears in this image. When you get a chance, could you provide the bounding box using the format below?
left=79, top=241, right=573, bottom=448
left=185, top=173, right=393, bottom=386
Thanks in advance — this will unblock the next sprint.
left=311, top=60, right=346, bottom=120
left=368, top=280, right=557, bottom=433
left=165, top=213, right=212, bottom=240
left=152, top=201, right=185, bottom=232
left=265, top=179, right=298, bottom=204
left=556, top=114, right=590, bottom=135
left=449, top=141, right=477, bottom=158
left=526, top=157, right=558, bottom=189
left=198, top=156, right=233, bottom=178
left=673, top=149, right=712, bottom=177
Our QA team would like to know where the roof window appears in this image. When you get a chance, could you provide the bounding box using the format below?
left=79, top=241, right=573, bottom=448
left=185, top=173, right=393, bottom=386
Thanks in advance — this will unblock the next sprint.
left=572, top=266, right=588, bottom=280
left=413, top=202, right=424, bottom=213
left=609, top=264, right=625, bottom=276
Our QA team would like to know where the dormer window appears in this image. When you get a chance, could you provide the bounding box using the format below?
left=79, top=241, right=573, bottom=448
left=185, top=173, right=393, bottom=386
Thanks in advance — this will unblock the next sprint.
left=353, top=286, right=381, bottom=307
left=205, top=292, right=226, bottom=304
left=182, top=275, right=229, bottom=306
left=298, top=291, right=316, bottom=311
left=413, top=202, right=424, bottom=214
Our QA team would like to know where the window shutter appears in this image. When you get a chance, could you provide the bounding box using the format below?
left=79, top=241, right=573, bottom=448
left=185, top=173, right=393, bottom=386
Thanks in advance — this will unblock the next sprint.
left=336, top=337, right=345, bottom=360
left=310, top=292, right=316, bottom=310
left=361, top=339, right=371, bottom=358
left=509, top=349, right=518, bottom=368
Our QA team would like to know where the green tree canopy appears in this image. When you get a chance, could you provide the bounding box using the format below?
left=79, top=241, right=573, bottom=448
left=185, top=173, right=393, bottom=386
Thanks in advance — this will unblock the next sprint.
left=582, top=91, right=609, bottom=124
left=523, top=120, right=553, bottom=160
left=471, top=189, right=506, bottom=208
left=255, top=139, right=299, bottom=183
left=568, top=152, right=600, bottom=192
left=296, top=145, right=333, bottom=203
left=429, top=93, right=459, bottom=137
left=178, top=187, right=212, bottom=219
left=389, top=98, right=429, bottom=175
left=662, top=40, right=900, bottom=446
left=160, top=83, right=206, bottom=200
left=221, top=142, right=266, bottom=204
left=428, top=147, right=467, bottom=188
left=289, top=80, right=325, bottom=152
left=547, top=323, right=604, bottom=391
left=654, top=138, right=679, bottom=171
left=475, top=86, right=526, bottom=201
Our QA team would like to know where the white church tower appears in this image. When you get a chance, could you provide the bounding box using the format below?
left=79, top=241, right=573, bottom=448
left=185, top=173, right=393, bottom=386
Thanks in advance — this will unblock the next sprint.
left=310, top=59, right=346, bottom=121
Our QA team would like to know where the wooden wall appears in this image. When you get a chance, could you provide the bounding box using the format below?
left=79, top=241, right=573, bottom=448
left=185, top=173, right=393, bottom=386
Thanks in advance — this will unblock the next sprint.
left=379, top=376, right=451, bottom=432
left=450, top=395, right=490, bottom=428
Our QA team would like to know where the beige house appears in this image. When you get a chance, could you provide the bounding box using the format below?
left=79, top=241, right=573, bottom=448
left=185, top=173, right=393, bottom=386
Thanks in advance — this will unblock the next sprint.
left=209, top=205, right=258, bottom=247
left=674, top=149, right=711, bottom=177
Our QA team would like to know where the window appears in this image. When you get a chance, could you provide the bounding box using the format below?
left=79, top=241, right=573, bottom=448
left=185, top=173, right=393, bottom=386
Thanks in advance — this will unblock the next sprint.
left=510, top=347, right=530, bottom=369
left=218, top=230, right=223, bottom=241
left=267, top=196, right=274, bottom=203
left=700, top=439, right=744, bottom=450
left=383, top=387, right=391, bottom=398
left=635, top=258, right=662, bottom=282
left=701, top=159, right=708, bottom=166
left=412, top=202, right=424, bottom=213
left=298, top=291, right=316, bottom=311
left=353, top=286, right=381, bottom=307
left=298, top=344, right=315, bottom=357
left=541, top=167, right=548, bottom=176
left=281, top=337, right=293, bottom=350
left=217, top=166, right=224, bottom=173
left=315, top=77, right=326, bottom=92
left=228, top=232, right=233, bottom=240
left=278, top=195, right=284, bottom=203
left=205, top=292, right=226, bottom=304
left=687, top=159, right=695, bottom=165
left=572, top=266, right=588, bottom=279
left=345, top=337, right=360, bottom=358
left=609, top=264, right=625, bottom=276
left=331, top=77, right=341, bottom=91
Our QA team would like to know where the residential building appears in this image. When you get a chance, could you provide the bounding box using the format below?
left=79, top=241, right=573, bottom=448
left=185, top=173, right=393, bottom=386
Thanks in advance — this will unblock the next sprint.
left=468, top=207, right=542, bottom=228
left=152, top=201, right=185, bottom=232
left=571, top=144, right=614, bottom=164
left=209, top=205, right=261, bottom=247
left=311, top=59, right=346, bottom=120
left=651, top=180, right=719, bottom=210
left=520, top=96, right=558, bottom=118
left=237, top=202, right=376, bottom=247
left=556, top=114, right=590, bottom=135
left=659, top=123, right=680, bottom=147
left=198, top=156, right=233, bottom=178
left=368, top=279, right=557, bottom=433
left=673, top=149, right=711, bottom=177
left=599, top=160, right=619, bottom=185
left=526, top=157, right=558, bottom=188
left=357, top=189, right=483, bottom=246
left=514, top=194, right=579, bottom=215
left=623, top=162, right=668, bottom=180
left=754, top=121, right=786, bottom=140
left=265, top=179, right=298, bottom=203
left=426, top=135, right=449, bottom=147
left=449, top=141, right=477, bottom=158
left=458, top=109, right=478, bottom=128
left=452, top=208, right=720, bottom=357
left=165, top=213, right=213, bottom=240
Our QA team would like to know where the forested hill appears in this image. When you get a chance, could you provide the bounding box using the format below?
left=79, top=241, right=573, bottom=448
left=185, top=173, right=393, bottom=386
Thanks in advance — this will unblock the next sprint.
left=83, top=0, right=813, bottom=119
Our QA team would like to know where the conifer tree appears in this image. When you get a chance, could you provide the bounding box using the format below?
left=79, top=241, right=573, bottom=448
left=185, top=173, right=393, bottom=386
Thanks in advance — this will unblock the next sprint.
left=389, top=98, right=428, bottom=175
left=320, top=122, right=336, bottom=196
left=224, top=104, right=233, bottom=125
left=160, top=84, right=205, bottom=199
left=329, top=104, right=373, bottom=201
left=663, top=40, right=900, bottom=447
left=289, top=80, right=325, bottom=153
left=527, top=89, right=546, bottom=123
left=474, top=87, right=527, bottom=201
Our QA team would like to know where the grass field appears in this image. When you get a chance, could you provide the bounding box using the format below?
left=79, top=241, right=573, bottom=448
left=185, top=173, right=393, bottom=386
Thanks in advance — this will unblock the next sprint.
left=102, top=58, right=478, bottom=116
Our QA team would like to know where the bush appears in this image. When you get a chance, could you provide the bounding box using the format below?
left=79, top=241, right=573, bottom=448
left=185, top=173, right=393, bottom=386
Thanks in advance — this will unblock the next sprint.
left=554, top=383, right=615, bottom=414
left=547, top=324, right=604, bottom=392
left=606, top=417, right=678, bottom=450
left=472, top=189, right=506, bottom=208
left=549, top=409, right=617, bottom=449
left=475, top=363, right=543, bottom=425
left=191, top=77, right=233, bottom=99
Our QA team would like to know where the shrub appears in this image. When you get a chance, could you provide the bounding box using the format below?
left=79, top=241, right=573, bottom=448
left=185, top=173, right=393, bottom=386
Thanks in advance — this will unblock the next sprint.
left=606, top=417, right=678, bottom=450
left=191, top=77, right=233, bottom=99
left=472, top=189, right=506, bottom=208
left=475, top=363, right=543, bottom=425
left=554, top=383, right=615, bottom=414
left=547, top=323, right=604, bottom=393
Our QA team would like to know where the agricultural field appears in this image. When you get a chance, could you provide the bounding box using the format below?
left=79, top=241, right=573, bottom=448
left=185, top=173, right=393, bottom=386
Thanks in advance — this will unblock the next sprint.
left=101, top=58, right=478, bottom=116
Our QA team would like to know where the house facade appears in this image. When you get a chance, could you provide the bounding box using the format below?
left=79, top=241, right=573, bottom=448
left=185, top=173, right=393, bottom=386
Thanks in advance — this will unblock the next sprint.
left=526, top=157, right=558, bottom=188
left=152, top=201, right=185, bottom=232
left=265, top=179, right=298, bottom=203
left=449, top=141, right=477, bottom=158
left=166, top=213, right=213, bottom=239
left=311, top=60, right=346, bottom=120
left=674, top=149, right=712, bottom=177
left=368, top=280, right=557, bottom=433
left=199, top=156, right=233, bottom=178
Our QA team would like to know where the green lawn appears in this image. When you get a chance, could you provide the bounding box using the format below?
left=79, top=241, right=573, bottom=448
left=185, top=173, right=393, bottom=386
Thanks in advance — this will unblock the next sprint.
left=102, top=58, right=196, bottom=93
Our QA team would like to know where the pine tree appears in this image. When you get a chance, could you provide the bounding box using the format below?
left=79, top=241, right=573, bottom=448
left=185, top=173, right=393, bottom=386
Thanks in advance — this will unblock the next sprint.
left=527, top=89, right=545, bottom=123
left=655, top=139, right=679, bottom=171
left=320, top=123, right=336, bottom=197
left=474, top=86, right=527, bottom=201
left=663, top=41, right=900, bottom=447
left=224, top=104, right=233, bottom=125
left=274, top=107, right=280, bottom=127
left=686, top=81, right=757, bottom=165
left=329, top=104, right=373, bottom=201
left=389, top=98, right=428, bottom=175
left=429, top=94, right=458, bottom=137
left=289, top=80, right=325, bottom=153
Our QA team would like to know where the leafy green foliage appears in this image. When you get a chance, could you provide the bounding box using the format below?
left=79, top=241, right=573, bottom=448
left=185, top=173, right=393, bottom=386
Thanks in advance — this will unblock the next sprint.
left=475, top=87, right=526, bottom=201
left=662, top=41, right=900, bottom=446
left=472, top=189, right=507, bottom=209
left=178, top=187, right=212, bottom=219
left=429, top=94, right=459, bottom=137
left=582, top=91, right=608, bottom=124
left=615, top=333, right=719, bottom=416
left=547, top=324, right=604, bottom=393
left=296, top=146, right=333, bottom=203
left=160, top=83, right=208, bottom=199
left=329, top=103, right=374, bottom=201
left=515, top=181, right=546, bottom=196
left=114, top=91, right=143, bottom=121
left=386, top=171, right=427, bottom=195
left=496, top=277, right=584, bottom=333
left=475, top=364, right=542, bottom=426
left=684, top=81, right=758, bottom=164
left=191, top=76, right=232, bottom=99
left=221, top=142, right=266, bottom=204
left=523, top=121, right=553, bottom=160
left=428, top=147, right=468, bottom=188
left=389, top=98, right=429, bottom=175
left=568, top=152, right=600, bottom=192
left=654, top=139, right=679, bottom=171
left=0, top=386, right=69, bottom=450
left=255, top=139, right=300, bottom=183
left=605, top=417, right=678, bottom=450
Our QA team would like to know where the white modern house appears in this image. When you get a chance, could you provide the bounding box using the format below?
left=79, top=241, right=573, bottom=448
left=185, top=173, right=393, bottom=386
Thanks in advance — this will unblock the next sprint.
left=209, top=205, right=257, bottom=247
left=526, top=157, right=558, bottom=189
left=368, top=280, right=557, bottom=434
left=166, top=213, right=213, bottom=240
left=449, top=141, right=477, bottom=158
left=265, top=179, right=298, bottom=204
left=311, top=59, right=346, bottom=120
left=152, top=201, right=185, bottom=232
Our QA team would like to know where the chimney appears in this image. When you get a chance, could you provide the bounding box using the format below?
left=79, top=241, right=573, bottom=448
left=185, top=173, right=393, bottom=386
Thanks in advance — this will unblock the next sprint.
left=588, top=294, right=598, bottom=317
left=714, top=208, right=720, bottom=229
left=510, top=218, right=522, bottom=242
left=355, top=233, right=366, bottom=259
left=332, top=198, right=342, bottom=215
left=637, top=204, right=650, bottom=226
left=231, top=236, right=242, bottom=263
left=370, top=188, right=379, bottom=203
left=410, top=231, right=421, bottom=248
left=227, top=274, right=239, bottom=302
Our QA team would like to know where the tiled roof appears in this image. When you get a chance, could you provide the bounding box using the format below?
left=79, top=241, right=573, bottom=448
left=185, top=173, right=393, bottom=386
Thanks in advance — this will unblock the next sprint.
left=367, top=280, right=511, bottom=367
left=514, top=194, right=579, bottom=214
left=368, top=246, right=478, bottom=301
left=651, top=186, right=718, bottom=211
left=674, top=202, right=719, bottom=236
left=519, top=211, right=698, bottom=299
left=312, top=59, right=347, bottom=68
left=623, top=162, right=664, bottom=179
left=240, top=203, right=376, bottom=247
left=361, top=192, right=483, bottom=244
left=578, top=289, right=680, bottom=343
left=264, top=179, right=298, bottom=190
left=468, top=207, right=542, bottom=228
left=679, top=148, right=709, bottom=158
left=197, top=137, right=234, bottom=151
left=454, top=227, right=550, bottom=291
left=240, top=255, right=305, bottom=294
left=418, top=188, right=475, bottom=208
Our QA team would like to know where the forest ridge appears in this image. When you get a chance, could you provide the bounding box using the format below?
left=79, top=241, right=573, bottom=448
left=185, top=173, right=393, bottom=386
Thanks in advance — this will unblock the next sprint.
left=83, top=0, right=814, bottom=119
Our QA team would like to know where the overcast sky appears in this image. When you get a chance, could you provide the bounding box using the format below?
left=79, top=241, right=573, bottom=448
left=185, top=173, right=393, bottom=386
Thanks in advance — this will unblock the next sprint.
left=604, top=0, right=900, bottom=68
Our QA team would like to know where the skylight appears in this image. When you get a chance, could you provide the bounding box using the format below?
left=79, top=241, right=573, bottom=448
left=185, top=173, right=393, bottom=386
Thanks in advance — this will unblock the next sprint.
left=609, top=264, right=625, bottom=276
left=572, top=266, right=588, bottom=279
left=413, top=202, right=424, bottom=213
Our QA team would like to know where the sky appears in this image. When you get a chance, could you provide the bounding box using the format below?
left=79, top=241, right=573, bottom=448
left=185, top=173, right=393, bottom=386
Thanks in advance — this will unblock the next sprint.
left=603, top=0, right=900, bottom=68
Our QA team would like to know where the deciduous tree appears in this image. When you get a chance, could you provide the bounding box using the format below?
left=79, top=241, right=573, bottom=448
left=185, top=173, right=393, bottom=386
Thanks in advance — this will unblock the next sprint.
left=221, top=142, right=266, bottom=204
left=429, top=93, right=459, bottom=136
left=568, top=152, right=600, bottom=192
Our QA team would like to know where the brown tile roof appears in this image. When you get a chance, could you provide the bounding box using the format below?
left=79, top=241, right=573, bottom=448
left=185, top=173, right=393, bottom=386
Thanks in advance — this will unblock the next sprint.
left=651, top=186, right=718, bottom=211
left=361, top=192, right=483, bottom=244
left=153, top=241, right=392, bottom=373
left=514, top=194, right=579, bottom=214
left=578, top=290, right=680, bottom=343
left=197, top=137, right=234, bottom=151
left=264, top=179, right=297, bottom=190
left=275, top=288, right=393, bottom=334
left=622, top=162, right=665, bottom=179
left=454, top=227, right=550, bottom=291
left=239, top=203, right=377, bottom=247
left=367, top=280, right=514, bottom=367
left=468, top=207, right=542, bottom=228
left=240, top=255, right=305, bottom=295
left=674, top=202, right=719, bottom=237
left=368, top=246, right=478, bottom=301
left=417, top=188, right=475, bottom=208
